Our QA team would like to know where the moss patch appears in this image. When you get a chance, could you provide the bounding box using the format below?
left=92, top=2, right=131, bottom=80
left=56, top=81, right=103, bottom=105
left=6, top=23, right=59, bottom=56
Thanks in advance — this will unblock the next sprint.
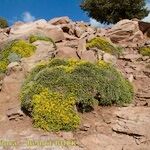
left=86, top=37, right=123, bottom=56
left=139, top=47, right=150, bottom=56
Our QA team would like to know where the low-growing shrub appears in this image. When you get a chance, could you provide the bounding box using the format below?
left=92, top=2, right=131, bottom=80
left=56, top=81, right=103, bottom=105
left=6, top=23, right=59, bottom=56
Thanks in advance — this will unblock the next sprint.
left=0, top=40, right=36, bottom=73
left=0, top=60, right=8, bottom=73
left=29, top=35, right=56, bottom=49
left=86, top=37, right=123, bottom=56
left=21, top=59, right=134, bottom=114
left=139, top=47, right=150, bottom=56
left=32, top=88, right=80, bottom=131
left=11, top=40, right=36, bottom=57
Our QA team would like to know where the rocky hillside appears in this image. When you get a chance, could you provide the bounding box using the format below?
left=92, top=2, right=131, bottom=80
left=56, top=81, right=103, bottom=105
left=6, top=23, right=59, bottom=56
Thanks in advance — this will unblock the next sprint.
left=0, top=16, right=150, bottom=150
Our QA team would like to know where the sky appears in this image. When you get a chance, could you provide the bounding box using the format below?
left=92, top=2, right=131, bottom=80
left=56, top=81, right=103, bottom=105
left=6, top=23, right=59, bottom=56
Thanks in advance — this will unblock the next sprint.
left=0, top=0, right=89, bottom=25
left=0, top=0, right=150, bottom=27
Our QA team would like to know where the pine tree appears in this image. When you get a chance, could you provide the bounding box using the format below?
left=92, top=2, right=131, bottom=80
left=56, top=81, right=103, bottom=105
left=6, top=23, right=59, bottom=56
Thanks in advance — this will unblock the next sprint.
left=0, top=17, right=8, bottom=28
left=80, top=0, right=149, bottom=24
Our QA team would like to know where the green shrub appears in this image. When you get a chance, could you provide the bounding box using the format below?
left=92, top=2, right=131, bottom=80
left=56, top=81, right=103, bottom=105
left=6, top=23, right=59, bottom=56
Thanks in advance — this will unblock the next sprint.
left=0, top=17, right=8, bottom=28
left=0, top=60, right=8, bottom=73
left=86, top=37, right=123, bottom=56
left=139, top=47, right=150, bottom=56
left=21, top=59, right=134, bottom=114
left=32, top=88, right=80, bottom=131
left=29, top=35, right=56, bottom=49
left=0, top=40, right=36, bottom=73
left=11, top=40, right=36, bottom=57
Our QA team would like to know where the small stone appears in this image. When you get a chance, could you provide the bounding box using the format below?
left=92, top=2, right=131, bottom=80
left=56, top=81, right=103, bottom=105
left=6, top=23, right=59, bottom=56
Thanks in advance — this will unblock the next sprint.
left=103, top=53, right=117, bottom=65
left=7, top=62, right=22, bottom=75
left=7, top=107, right=24, bottom=121
left=143, top=69, right=150, bottom=78
left=128, top=74, right=134, bottom=83
left=74, top=27, right=85, bottom=38
left=142, top=56, right=149, bottom=61
left=80, top=123, right=91, bottom=131
left=83, top=123, right=91, bottom=128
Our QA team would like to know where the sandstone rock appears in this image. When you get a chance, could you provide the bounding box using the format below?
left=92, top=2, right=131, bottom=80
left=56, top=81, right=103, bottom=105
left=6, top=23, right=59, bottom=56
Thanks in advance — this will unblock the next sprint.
left=34, top=19, right=48, bottom=29
left=77, top=39, right=87, bottom=57
left=21, top=41, right=56, bottom=73
left=113, top=107, right=150, bottom=138
left=107, top=19, right=144, bottom=45
left=124, top=67, right=134, bottom=74
left=64, top=33, right=78, bottom=40
left=56, top=46, right=79, bottom=59
left=60, top=23, right=74, bottom=34
left=80, top=50, right=97, bottom=63
left=74, top=27, right=85, bottom=38
left=10, top=19, right=65, bottom=42
left=103, top=53, right=117, bottom=64
left=95, top=28, right=107, bottom=37
left=120, top=54, right=141, bottom=62
left=10, top=19, right=47, bottom=35
left=48, top=16, right=71, bottom=25
left=43, top=26, right=65, bottom=42
left=142, top=56, right=150, bottom=61
left=136, top=93, right=150, bottom=99
left=80, top=32, right=89, bottom=39
left=7, top=107, right=24, bottom=121
left=7, top=62, right=22, bottom=74
left=86, top=26, right=96, bottom=35
left=1, top=69, right=25, bottom=96
left=128, top=74, right=134, bottom=83
left=144, top=40, right=150, bottom=46
left=80, top=123, right=91, bottom=131
left=87, top=34, right=96, bottom=42
left=59, top=40, right=79, bottom=49
left=143, top=69, right=150, bottom=78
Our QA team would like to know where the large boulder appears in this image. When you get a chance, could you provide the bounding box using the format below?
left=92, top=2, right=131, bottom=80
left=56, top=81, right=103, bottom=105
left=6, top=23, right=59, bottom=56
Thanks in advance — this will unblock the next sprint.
left=21, top=41, right=56, bottom=73
left=9, top=19, right=65, bottom=42
left=80, top=50, right=97, bottom=63
left=56, top=46, right=79, bottom=59
left=48, top=16, right=71, bottom=25
left=43, top=26, right=65, bottom=42
left=77, top=39, right=87, bottom=56
left=106, top=19, right=144, bottom=45
left=10, top=19, right=48, bottom=35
